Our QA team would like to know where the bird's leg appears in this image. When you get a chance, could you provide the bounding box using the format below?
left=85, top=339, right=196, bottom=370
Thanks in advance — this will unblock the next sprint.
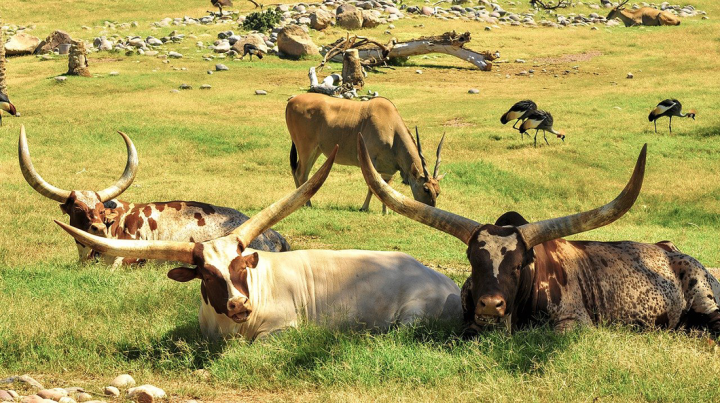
left=654, top=120, right=657, bottom=133
left=669, top=116, right=672, bottom=133
left=534, top=130, right=539, bottom=148
left=543, top=130, right=549, bottom=146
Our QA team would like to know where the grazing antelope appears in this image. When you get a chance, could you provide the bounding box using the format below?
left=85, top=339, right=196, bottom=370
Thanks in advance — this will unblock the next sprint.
left=359, top=136, right=720, bottom=337
left=286, top=93, right=446, bottom=214
left=56, top=149, right=463, bottom=340
left=607, top=1, right=681, bottom=27
left=648, top=99, right=696, bottom=134
left=500, top=100, right=537, bottom=130
left=519, top=109, right=565, bottom=147
left=19, top=126, right=290, bottom=267
left=240, top=43, right=265, bottom=60
left=0, top=93, right=17, bottom=127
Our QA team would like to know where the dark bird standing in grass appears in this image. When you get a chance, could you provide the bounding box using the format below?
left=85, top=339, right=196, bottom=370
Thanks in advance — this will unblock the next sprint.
left=519, top=109, right=565, bottom=147
left=211, top=0, right=233, bottom=15
left=240, top=43, right=265, bottom=61
left=0, top=93, right=17, bottom=127
left=648, top=99, right=695, bottom=133
left=500, top=99, right=537, bottom=130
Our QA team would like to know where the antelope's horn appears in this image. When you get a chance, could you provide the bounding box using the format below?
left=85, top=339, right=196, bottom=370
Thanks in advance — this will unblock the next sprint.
left=232, top=145, right=338, bottom=249
left=55, top=220, right=195, bottom=263
left=358, top=133, right=479, bottom=245
left=19, top=125, right=72, bottom=203
left=517, top=144, right=647, bottom=249
left=433, top=132, right=446, bottom=179
left=415, top=127, right=430, bottom=179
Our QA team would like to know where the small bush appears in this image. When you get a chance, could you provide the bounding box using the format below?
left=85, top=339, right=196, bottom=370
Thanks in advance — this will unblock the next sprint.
left=243, top=9, right=282, bottom=32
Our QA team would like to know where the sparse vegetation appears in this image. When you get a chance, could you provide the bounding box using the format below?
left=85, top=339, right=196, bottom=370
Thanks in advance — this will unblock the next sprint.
left=0, top=0, right=719, bottom=401
left=242, top=9, right=281, bottom=32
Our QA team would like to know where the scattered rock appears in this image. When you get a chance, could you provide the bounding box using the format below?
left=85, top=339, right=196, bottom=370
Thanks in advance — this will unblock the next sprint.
left=336, top=5, right=364, bottom=29
left=179, top=83, right=192, bottom=89
left=362, top=11, right=382, bottom=28
left=0, top=375, right=44, bottom=390
left=127, top=385, right=165, bottom=401
left=415, top=69, right=422, bottom=74
left=38, top=388, right=68, bottom=400
left=20, top=395, right=45, bottom=403
left=215, top=63, right=229, bottom=71
left=103, top=386, right=120, bottom=398
left=55, top=76, right=68, bottom=82
left=626, top=72, right=633, bottom=79
left=255, top=90, right=268, bottom=95
left=515, top=59, right=525, bottom=63
left=0, top=390, right=13, bottom=402
left=75, top=395, right=92, bottom=403
left=422, top=6, right=435, bottom=15
left=310, top=9, right=334, bottom=30
left=232, top=33, right=268, bottom=55
left=109, top=71, right=119, bottom=76
left=277, top=24, right=320, bottom=58
left=517, top=70, right=528, bottom=76
left=58, top=398, right=77, bottom=403
left=5, top=33, right=41, bottom=56
left=168, top=51, right=183, bottom=58
left=34, top=30, right=74, bottom=55
left=468, top=88, right=480, bottom=94
left=200, top=84, right=212, bottom=89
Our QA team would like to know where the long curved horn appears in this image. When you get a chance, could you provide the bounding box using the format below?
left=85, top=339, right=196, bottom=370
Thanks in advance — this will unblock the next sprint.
left=233, top=145, right=338, bottom=249
left=433, top=132, right=446, bottom=179
left=96, top=131, right=139, bottom=202
left=54, top=220, right=195, bottom=263
left=517, top=144, right=647, bottom=249
left=19, top=125, right=72, bottom=202
left=415, top=127, right=430, bottom=179
left=358, top=133, right=479, bottom=245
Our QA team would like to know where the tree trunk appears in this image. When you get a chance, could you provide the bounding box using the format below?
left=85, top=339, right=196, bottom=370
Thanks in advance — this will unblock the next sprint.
left=67, top=40, right=91, bottom=77
left=342, top=49, right=364, bottom=89
left=0, top=21, right=7, bottom=96
left=327, top=31, right=499, bottom=71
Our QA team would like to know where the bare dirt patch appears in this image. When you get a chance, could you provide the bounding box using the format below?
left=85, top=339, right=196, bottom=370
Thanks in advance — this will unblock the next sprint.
left=442, top=117, right=474, bottom=128
left=533, top=51, right=603, bottom=65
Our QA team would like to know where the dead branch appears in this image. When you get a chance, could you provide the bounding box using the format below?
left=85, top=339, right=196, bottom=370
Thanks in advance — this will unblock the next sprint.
left=322, top=31, right=498, bottom=71
left=530, top=0, right=569, bottom=10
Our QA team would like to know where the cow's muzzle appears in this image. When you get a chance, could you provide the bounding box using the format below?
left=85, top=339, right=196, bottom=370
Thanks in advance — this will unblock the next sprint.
left=227, top=297, right=252, bottom=323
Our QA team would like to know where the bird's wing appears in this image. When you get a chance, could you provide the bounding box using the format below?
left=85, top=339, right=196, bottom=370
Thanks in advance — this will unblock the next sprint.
left=652, top=100, right=676, bottom=115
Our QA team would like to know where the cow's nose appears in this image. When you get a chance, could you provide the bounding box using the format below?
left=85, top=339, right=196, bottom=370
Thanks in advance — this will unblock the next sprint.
left=228, top=297, right=249, bottom=314
left=90, top=223, right=105, bottom=234
left=476, top=295, right=506, bottom=317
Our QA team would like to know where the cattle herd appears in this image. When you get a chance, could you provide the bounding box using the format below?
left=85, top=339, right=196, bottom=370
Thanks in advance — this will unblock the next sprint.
left=15, top=79, right=719, bottom=341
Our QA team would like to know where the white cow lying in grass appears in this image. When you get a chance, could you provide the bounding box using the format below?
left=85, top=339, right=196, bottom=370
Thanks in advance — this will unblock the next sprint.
left=57, top=147, right=462, bottom=340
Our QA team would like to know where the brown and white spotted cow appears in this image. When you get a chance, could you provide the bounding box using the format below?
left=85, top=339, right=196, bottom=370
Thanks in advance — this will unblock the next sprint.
left=359, top=135, right=720, bottom=336
left=54, top=148, right=463, bottom=340
left=19, top=125, right=289, bottom=267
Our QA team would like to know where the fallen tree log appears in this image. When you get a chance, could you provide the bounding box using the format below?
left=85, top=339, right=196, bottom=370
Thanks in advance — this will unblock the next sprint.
left=323, top=31, right=499, bottom=71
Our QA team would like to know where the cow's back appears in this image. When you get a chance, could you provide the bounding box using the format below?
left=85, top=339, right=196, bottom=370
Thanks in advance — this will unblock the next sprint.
left=208, top=249, right=462, bottom=339
left=536, top=239, right=718, bottom=331
left=112, top=201, right=290, bottom=252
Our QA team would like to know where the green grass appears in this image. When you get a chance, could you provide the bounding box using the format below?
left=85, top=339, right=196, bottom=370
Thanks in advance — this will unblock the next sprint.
left=1, top=0, right=720, bottom=401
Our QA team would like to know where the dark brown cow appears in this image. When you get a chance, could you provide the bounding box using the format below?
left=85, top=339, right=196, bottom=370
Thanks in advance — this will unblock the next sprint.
left=19, top=125, right=289, bottom=267
left=358, top=135, right=720, bottom=336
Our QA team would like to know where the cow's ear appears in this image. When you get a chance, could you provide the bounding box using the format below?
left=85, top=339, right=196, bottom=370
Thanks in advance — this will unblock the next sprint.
left=59, top=193, right=76, bottom=214
left=244, top=252, right=259, bottom=268
left=168, top=267, right=200, bottom=282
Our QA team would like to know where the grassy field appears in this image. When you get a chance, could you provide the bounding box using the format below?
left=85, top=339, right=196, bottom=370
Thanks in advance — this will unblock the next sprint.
left=1, top=0, right=719, bottom=401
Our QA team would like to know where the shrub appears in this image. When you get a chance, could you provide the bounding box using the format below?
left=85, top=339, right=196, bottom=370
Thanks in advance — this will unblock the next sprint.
left=243, top=9, right=282, bottom=32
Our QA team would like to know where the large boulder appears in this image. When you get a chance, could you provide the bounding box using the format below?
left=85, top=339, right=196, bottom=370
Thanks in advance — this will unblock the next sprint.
left=231, top=33, right=268, bottom=54
left=34, top=30, right=74, bottom=54
left=310, top=9, right=334, bottom=30
left=4, top=33, right=40, bottom=56
left=337, top=6, right=364, bottom=29
left=362, top=10, right=382, bottom=28
left=277, top=25, right=319, bottom=58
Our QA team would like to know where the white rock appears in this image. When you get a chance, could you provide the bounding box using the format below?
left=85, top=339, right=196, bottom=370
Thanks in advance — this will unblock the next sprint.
left=58, top=398, right=77, bottom=403
left=55, top=76, right=68, bottom=82
left=103, top=386, right=119, bottom=397
left=168, top=51, right=183, bottom=58
left=127, top=385, right=166, bottom=400
left=109, top=71, right=119, bottom=76
left=255, top=89, right=268, bottom=95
